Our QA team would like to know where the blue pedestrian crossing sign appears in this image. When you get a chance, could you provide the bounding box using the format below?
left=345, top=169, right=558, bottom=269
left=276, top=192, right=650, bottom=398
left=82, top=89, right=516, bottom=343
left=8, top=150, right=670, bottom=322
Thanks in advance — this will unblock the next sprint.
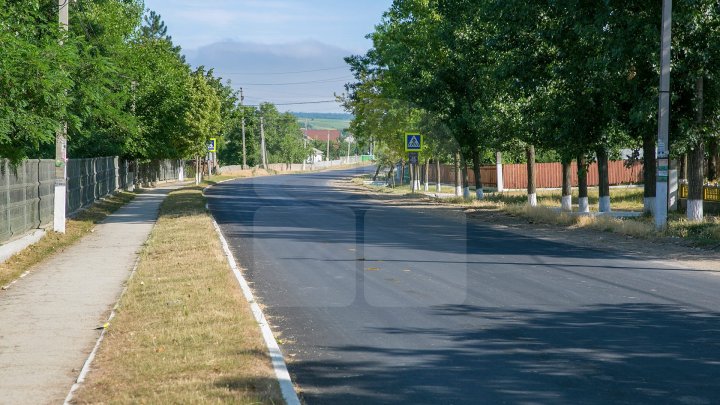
left=405, top=133, right=423, bottom=152
left=207, top=138, right=217, bottom=152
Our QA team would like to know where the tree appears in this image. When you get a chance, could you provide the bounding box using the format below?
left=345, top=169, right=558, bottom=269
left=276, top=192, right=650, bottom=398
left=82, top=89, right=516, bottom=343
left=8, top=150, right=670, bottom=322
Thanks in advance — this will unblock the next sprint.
left=0, top=1, right=75, bottom=163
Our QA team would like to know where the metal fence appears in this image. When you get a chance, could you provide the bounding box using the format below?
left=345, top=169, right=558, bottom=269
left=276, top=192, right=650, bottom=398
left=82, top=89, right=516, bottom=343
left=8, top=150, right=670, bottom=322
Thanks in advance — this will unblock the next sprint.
left=2, top=157, right=182, bottom=244
left=409, top=160, right=643, bottom=189
left=0, top=159, right=55, bottom=243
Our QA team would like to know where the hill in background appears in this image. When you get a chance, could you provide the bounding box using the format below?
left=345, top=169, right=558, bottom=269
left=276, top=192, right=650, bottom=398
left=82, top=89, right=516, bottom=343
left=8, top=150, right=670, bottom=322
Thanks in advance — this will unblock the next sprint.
left=292, top=112, right=353, bottom=132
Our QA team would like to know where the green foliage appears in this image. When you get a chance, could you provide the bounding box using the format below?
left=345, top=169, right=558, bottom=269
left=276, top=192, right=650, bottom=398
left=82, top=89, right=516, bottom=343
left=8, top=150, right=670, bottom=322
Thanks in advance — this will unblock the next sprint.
left=344, top=0, right=720, bottom=183
left=0, top=0, right=75, bottom=163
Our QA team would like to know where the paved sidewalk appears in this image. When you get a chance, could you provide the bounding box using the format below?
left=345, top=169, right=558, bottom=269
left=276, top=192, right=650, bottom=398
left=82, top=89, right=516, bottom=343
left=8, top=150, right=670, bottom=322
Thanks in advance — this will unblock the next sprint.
left=0, top=184, right=180, bottom=405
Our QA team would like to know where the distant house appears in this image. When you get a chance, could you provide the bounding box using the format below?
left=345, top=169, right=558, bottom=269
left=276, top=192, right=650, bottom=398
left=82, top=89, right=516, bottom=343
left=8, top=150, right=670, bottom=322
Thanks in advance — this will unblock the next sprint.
left=302, top=129, right=341, bottom=142
left=307, top=148, right=324, bottom=164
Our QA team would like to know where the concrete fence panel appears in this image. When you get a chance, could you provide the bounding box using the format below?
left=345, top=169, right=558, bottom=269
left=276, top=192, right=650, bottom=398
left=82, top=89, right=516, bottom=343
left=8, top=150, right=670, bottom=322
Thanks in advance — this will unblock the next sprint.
left=0, top=159, right=55, bottom=243
left=2, top=157, right=182, bottom=244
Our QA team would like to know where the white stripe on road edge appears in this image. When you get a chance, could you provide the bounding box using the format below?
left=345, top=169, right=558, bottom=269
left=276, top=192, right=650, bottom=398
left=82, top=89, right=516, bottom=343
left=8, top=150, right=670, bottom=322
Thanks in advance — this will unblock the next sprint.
left=212, top=219, right=301, bottom=405
left=64, top=255, right=143, bottom=405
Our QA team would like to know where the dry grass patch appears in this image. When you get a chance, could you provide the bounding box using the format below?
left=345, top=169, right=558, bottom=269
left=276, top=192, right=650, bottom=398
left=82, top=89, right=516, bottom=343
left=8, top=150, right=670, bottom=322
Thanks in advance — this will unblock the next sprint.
left=667, top=215, right=720, bottom=246
left=73, top=186, right=282, bottom=404
left=1, top=191, right=137, bottom=288
left=505, top=205, right=577, bottom=226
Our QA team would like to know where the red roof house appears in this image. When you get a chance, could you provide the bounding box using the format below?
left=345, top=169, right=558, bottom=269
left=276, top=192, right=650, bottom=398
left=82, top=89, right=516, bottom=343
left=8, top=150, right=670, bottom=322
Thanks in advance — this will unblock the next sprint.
left=302, top=129, right=341, bottom=142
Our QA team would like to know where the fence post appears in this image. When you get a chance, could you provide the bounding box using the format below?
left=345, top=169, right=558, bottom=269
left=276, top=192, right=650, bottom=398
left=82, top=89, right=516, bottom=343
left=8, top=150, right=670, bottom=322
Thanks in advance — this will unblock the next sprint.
left=21, top=161, right=27, bottom=234
left=114, top=157, right=119, bottom=192
left=92, top=158, right=98, bottom=201
left=4, top=161, right=10, bottom=239
left=36, top=159, right=41, bottom=228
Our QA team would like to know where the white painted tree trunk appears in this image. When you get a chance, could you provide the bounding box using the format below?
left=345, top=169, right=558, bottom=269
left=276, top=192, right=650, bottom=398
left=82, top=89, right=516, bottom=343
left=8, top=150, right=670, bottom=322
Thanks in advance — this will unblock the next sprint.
left=436, top=182, right=442, bottom=192
left=476, top=188, right=484, bottom=200
left=578, top=197, right=590, bottom=213
left=455, top=185, right=463, bottom=196
left=496, top=152, right=504, bottom=192
left=561, top=195, right=572, bottom=212
left=644, top=197, right=656, bottom=215
left=179, top=166, right=185, bottom=182
left=599, top=196, right=612, bottom=213
left=687, top=199, right=704, bottom=222
left=528, top=193, right=537, bottom=207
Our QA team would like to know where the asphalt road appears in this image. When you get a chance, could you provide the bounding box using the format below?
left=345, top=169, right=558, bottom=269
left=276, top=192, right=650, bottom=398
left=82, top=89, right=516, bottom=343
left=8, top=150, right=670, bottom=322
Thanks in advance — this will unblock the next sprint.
left=207, top=167, right=720, bottom=405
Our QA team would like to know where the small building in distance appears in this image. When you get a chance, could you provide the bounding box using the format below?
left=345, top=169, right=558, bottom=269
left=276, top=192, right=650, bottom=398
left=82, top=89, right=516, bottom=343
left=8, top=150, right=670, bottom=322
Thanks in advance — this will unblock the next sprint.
left=302, top=129, right=341, bottom=142
left=307, top=148, right=324, bottom=164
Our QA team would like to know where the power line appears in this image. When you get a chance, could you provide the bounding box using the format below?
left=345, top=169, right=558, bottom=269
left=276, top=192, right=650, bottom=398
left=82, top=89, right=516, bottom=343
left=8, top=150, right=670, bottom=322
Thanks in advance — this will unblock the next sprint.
left=220, top=66, right=349, bottom=76
left=245, top=100, right=338, bottom=107
left=240, top=77, right=352, bottom=86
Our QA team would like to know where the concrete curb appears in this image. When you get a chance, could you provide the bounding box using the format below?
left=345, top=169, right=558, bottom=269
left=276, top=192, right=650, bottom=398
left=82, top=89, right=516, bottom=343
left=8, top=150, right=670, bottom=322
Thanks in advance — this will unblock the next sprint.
left=0, top=229, right=46, bottom=265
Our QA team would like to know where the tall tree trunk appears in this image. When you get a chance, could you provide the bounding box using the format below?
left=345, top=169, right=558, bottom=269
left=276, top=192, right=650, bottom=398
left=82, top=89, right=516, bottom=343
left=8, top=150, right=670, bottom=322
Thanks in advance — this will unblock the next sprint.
left=410, top=163, right=416, bottom=192
left=708, top=139, right=718, bottom=182
left=473, top=147, right=484, bottom=199
left=688, top=76, right=705, bottom=221
left=388, top=165, right=395, bottom=188
left=436, top=159, right=442, bottom=192
left=561, top=158, right=572, bottom=211
left=643, top=131, right=657, bottom=214
left=415, top=163, right=421, bottom=191
left=373, top=164, right=382, bottom=182
left=597, top=147, right=611, bottom=212
left=400, top=161, right=405, bottom=186
left=461, top=153, right=471, bottom=200
left=454, top=151, right=462, bottom=196
left=679, top=154, right=687, bottom=181
left=577, top=154, right=589, bottom=213
left=526, top=145, right=537, bottom=206
left=424, top=158, right=430, bottom=191
left=195, top=156, right=200, bottom=185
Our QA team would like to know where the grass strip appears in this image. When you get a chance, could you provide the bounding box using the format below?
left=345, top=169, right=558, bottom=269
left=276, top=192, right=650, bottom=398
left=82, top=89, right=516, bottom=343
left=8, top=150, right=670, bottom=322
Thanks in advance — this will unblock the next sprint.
left=73, top=185, right=283, bottom=404
left=1, top=191, right=137, bottom=288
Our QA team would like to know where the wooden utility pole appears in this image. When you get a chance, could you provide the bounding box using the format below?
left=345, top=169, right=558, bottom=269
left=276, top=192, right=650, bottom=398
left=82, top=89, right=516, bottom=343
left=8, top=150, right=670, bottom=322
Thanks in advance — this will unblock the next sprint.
left=240, top=88, right=247, bottom=170
left=326, top=131, right=330, bottom=162
left=241, top=118, right=247, bottom=169
left=303, top=119, right=309, bottom=171
left=54, top=0, right=69, bottom=233
left=260, top=117, right=267, bottom=169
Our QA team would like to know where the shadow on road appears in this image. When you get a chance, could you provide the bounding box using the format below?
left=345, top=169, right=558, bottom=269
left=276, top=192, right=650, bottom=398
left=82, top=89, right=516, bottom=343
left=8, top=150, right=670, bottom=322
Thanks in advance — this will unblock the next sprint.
left=292, top=303, right=720, bottom=404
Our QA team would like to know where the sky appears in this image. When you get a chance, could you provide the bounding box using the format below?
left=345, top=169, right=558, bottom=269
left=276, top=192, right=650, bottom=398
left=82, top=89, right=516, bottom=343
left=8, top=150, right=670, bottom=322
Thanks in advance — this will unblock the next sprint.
left=143, top=0, right=393, bottom=113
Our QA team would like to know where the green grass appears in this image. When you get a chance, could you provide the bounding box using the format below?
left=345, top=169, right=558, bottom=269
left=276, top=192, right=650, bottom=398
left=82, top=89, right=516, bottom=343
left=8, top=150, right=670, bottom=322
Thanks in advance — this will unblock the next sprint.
left=301, top=118, right=351, bottom=131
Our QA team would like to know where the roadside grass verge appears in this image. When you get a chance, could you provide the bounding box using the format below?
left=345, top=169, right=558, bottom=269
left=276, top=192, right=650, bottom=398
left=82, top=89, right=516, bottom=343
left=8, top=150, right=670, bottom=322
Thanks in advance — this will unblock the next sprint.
left=354, top=175, right=644, bottom=211
left=73, top=185, right=283, bottom=404
left=0, top=191, right=137, bottom=288
left=205, top=175, right=242, bottom=185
